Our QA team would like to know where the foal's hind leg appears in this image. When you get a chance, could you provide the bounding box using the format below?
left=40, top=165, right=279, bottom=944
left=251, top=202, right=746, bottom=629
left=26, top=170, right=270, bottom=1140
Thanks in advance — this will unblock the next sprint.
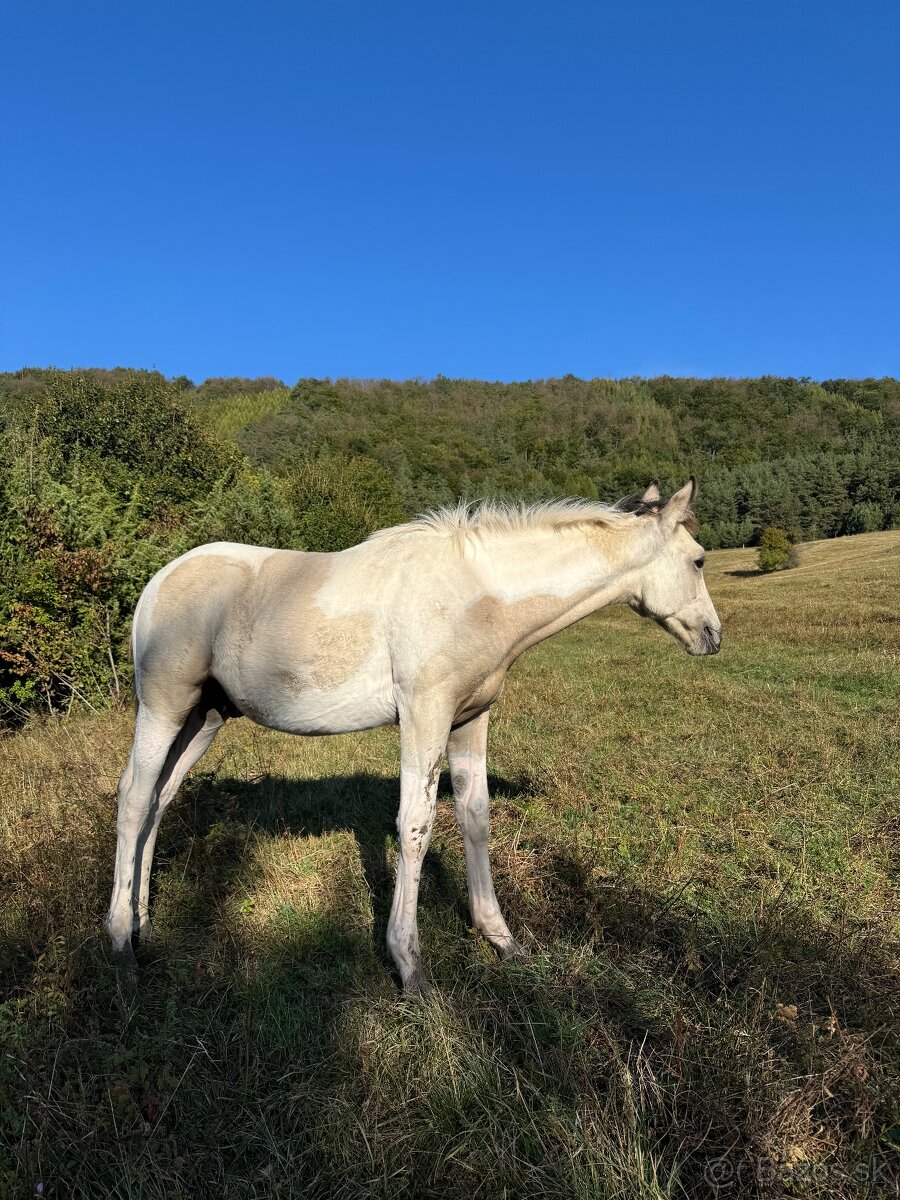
left=106, top=705, right=184, bottom=962
left=447, top=712, right=523, bottom=959
left=133, top=699, right=226, bottom=940
left=106, top=691, right=227, bottom=960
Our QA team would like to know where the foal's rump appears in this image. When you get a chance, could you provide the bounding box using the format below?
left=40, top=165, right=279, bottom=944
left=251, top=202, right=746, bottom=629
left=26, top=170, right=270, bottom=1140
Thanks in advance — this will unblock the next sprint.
left=133, top=542, right=276, bottom=722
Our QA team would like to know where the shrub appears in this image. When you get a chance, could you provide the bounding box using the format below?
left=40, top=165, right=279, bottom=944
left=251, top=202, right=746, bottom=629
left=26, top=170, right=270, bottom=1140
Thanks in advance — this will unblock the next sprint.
left=34, top=371, right=238, bottom=510
left=182, top=466, right=305, bottom=552
left=282, top=455, right=408, bottom=553
left=757, top=526, right=795, bottom=573
left=0, top=373, right=244, bottom=722
left=0, top=447, right=137, bottom=716
left=0, top=371, right=412, bottom=722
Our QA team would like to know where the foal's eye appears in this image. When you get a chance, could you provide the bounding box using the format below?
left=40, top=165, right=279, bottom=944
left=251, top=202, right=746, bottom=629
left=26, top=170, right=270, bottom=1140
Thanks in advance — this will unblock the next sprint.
left=695, top=557, right=705, bottom=570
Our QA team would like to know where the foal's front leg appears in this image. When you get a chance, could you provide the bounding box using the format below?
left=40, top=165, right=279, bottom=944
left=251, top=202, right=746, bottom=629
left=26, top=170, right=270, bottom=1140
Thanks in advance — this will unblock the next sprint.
left=387, top=710, right=451, bottom=995
left=447, top=711, right=523, bottom=959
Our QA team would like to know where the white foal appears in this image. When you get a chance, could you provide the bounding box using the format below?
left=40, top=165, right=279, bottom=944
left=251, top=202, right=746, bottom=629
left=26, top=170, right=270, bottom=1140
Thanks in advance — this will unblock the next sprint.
left=106, top=479, right=721, bottom=992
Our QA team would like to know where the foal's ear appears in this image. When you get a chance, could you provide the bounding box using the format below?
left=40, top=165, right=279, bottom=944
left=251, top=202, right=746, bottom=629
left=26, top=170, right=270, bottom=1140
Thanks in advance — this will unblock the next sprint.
left=660, top=477, right=697, bottom=528
left=641, top=481, right=660, bottom=503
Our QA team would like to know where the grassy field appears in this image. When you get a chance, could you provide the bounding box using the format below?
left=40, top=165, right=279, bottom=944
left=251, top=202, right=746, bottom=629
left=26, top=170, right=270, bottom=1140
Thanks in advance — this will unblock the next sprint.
left=1, top=532, right=898, bottom=1199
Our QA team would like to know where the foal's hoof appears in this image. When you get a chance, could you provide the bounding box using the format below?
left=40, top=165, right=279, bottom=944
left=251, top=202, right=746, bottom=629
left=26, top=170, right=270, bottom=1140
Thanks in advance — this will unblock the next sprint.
left=499, top=938, right=528, bottom=962
left=109, top=942, right=138, bottom=972
left=402, top=968, right=433, bottom=999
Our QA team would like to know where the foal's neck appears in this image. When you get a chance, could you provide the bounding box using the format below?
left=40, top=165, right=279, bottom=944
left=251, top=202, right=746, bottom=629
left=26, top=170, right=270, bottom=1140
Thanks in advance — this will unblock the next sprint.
left=478, top=522, right=653, bottom=656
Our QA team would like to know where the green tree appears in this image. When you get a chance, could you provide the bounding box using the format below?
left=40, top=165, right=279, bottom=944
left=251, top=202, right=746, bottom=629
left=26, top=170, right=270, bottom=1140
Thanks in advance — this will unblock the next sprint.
left=0, top=372, right=248, bottom=721
left=35, top=371, right=237, bottom=510
left=757, top=526, right=795, bottom=573
left=843, top=502, right=884, bottom=535
left=282, top=455, right=408, bottom=553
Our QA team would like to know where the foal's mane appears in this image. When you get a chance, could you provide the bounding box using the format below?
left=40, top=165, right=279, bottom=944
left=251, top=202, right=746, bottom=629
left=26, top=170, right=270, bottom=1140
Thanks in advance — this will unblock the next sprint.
left=368, top=497, right=642, bottom=543
left=368, top=491, right=699, bottom=545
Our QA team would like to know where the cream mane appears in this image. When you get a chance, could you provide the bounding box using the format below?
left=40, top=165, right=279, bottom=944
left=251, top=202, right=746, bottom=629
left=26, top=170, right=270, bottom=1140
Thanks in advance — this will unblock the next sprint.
left=368, top=498, right=640, bottom=543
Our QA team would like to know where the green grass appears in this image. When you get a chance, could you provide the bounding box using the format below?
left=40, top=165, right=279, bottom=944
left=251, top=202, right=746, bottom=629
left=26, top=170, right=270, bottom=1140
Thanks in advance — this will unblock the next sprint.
left=1, top=532, right=898, bottom=1198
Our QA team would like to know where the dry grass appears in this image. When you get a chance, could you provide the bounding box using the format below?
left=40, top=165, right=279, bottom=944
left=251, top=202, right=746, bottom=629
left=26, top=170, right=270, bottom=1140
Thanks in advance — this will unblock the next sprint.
left=1, top=532, right=898, bottom=1198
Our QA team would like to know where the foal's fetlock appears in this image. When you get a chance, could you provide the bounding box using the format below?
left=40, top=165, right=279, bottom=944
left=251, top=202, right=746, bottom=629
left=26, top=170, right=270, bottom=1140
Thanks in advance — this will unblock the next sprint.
left=476, top=918, right=526, bottom=960
left=481, top=926, right=527, bottom=960
left=106, top=912, right=138, bottom=969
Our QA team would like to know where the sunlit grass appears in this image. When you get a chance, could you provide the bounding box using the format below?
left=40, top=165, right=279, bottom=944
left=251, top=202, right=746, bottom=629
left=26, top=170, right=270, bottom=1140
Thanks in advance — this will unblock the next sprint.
left=1, top=532, right=898, bottom=1197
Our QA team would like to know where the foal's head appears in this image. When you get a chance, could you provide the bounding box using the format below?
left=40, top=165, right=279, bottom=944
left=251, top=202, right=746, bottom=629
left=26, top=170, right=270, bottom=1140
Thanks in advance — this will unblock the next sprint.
left=618, top=479, right=722, bottom=656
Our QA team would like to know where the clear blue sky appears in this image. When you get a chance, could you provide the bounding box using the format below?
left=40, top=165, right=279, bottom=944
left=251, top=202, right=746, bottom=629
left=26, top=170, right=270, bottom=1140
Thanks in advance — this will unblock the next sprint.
left=3, top=1, right=898, bottom=383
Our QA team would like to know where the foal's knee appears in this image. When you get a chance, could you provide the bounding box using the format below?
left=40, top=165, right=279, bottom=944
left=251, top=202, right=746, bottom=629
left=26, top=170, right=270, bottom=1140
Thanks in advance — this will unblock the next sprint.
left=455, top=786, right=489, bottom=842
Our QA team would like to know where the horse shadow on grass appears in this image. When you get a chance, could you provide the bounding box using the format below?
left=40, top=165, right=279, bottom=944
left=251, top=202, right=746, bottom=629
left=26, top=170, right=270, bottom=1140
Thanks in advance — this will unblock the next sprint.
left=143, top=772, right=898, bottom=1193
left=154, top=764, right=900, bottom=1052
left=150, top=764, right=900, bottom=1047
left=7, top=769, right=897, bottom=1197
left=152, top=766, right=536, bottom=981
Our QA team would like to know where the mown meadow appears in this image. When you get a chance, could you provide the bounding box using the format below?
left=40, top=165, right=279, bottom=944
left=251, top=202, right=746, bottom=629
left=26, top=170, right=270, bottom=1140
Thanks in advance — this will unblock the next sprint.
left=1, top=531, right=898, bottom=1199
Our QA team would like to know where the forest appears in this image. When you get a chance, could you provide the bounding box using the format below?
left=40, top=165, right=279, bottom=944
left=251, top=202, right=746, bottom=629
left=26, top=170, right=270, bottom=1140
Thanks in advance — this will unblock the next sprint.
left=230, top=373, right=900, bottom=548
left=1, top=367, right=898, bottom=723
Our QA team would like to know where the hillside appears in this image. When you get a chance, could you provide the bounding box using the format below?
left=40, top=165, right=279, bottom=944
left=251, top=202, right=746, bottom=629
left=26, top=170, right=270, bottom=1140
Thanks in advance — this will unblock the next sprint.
left=4, top=368, right=900, bottom=551
left=206, top=374, right=900, bottom=548
left=1, top=367, right=898, bottom=728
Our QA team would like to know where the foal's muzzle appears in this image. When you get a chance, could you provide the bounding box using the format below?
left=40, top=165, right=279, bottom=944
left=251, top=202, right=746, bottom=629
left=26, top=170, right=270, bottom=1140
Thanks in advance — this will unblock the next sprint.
left=696, top=624, right=722, bottom=655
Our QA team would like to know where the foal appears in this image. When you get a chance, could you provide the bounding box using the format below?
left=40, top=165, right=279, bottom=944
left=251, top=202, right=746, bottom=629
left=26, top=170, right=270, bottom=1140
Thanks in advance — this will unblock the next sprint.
left=107, top=479, right=721, bottom=992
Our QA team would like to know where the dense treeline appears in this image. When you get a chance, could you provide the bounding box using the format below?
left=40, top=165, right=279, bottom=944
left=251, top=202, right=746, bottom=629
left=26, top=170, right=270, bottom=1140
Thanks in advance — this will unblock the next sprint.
left=0, top=370, right=404, bottom=720
left=233, top=375, right=900, bottom=548
left=1, top=366, right=898, bottom=722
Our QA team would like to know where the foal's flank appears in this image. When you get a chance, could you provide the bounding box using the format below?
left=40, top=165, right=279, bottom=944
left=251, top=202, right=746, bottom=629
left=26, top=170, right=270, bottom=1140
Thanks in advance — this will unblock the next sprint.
left=106, top=480, right=721, bottom=992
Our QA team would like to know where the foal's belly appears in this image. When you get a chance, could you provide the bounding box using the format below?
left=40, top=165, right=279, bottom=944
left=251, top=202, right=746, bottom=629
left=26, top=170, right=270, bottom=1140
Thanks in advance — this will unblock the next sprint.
left=246, top=685, right=399, bottom=735
left=215, top=647, right=398, bottom=735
